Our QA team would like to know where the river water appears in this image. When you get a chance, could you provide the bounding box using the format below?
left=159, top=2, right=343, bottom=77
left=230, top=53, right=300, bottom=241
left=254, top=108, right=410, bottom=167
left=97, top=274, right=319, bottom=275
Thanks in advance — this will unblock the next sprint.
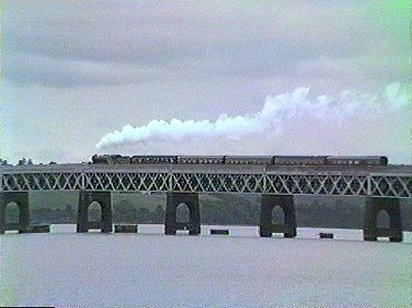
left=1, top=225, right=411, bottom=307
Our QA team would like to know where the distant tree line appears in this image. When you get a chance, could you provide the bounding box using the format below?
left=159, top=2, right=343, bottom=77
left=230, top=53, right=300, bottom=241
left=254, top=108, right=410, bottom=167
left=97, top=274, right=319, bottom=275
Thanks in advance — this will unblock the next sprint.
left=0, top=158, right=10, bottom=166
left=0, top=157, right=57, bottom=166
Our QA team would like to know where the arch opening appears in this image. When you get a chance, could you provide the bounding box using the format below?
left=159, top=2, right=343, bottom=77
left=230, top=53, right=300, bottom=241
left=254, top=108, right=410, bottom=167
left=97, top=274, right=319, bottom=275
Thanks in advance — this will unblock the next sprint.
left=88, top=201, right=103, bottom=223
left=271, top=206, right=285, bottom=225
left=376, top=210, right=390, bottom=229
left=5, top=202, right=20, bottom=224
left=176, top=203, right=190, bottom=223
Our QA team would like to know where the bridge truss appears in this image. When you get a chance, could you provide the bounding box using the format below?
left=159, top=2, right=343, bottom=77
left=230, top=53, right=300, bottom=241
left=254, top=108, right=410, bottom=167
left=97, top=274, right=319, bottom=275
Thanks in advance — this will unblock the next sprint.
left=1, top=165, right=411, bottom=198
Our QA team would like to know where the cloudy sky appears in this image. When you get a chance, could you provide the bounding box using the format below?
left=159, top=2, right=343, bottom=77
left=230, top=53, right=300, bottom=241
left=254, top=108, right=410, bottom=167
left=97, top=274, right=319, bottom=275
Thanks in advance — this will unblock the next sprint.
left=1, top=0, right=411, bottom=164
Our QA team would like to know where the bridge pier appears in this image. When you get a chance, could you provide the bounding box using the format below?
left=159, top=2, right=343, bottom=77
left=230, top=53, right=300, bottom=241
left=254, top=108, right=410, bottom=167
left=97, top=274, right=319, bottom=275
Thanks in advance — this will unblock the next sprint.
left=363, top=197, right=403, bottom=242
left=0, top=192, right=30, bottom=234
left=77, top=191, right=113, bottom=233
left=165, top=192, right=200, bottom=235
left=260, top=194, right=296, bottom=238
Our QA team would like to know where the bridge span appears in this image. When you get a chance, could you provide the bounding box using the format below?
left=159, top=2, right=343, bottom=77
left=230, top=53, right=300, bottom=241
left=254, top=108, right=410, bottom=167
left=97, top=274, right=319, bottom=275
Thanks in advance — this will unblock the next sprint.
left=1, top=163, right=411, bottom=241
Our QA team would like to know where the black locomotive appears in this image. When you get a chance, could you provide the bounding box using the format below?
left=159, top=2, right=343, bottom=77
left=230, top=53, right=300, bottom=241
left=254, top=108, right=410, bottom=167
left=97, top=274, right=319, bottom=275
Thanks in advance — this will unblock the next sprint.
left=91, top=154, right=388, bottom=166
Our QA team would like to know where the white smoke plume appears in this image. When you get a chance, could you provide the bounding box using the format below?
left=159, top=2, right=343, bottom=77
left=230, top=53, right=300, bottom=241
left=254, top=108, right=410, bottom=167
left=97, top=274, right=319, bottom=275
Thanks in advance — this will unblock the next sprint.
left=96, top=83, right=412, bottom=163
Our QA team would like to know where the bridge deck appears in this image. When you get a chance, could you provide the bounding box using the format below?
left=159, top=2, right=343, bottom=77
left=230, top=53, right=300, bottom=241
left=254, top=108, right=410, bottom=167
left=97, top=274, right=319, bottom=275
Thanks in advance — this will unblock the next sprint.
left=2, top=163, right=412, bottom=174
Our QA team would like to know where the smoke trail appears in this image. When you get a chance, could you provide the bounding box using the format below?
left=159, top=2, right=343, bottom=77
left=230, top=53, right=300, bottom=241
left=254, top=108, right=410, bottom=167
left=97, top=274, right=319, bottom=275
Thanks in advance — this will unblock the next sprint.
left=96, top=83, right=411, bottom=161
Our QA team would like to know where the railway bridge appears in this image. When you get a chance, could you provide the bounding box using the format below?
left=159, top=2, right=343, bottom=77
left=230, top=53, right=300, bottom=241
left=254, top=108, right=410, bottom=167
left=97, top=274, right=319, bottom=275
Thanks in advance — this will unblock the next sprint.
left=1, top=163, right=411, bottom=241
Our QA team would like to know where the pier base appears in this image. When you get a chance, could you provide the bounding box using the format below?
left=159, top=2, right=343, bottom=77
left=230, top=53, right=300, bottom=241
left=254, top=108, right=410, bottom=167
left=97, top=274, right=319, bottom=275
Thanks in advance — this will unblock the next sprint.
left=363, top=197, right=402, bottom=242
left=259, top=194, right=296, bottom=238
left=77, top=191, right=113, bottom=233
left=165, top=192, right=200, bottom=235
left=0, top=192, right=30, bottom=234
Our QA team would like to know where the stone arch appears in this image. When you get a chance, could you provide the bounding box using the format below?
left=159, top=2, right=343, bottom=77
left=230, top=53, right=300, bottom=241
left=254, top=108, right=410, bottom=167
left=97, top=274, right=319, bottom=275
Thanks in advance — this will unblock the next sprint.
left=271, top=206, right=285, bottom=225
left=364, top=197, right=402, bottom=242
left=88, top=201, right=103, bottom=222
left=165, top=193, right=200, bottom=235
left=5, top=202, right=20, bottom=224
left=77, top=191, right=112, bottom=233
left=176, top=202, right=191, bottom=224
left=0, top=192, right=30, bottom=234
left=259, top=194, right=296, bottom=238
left=376, top=209, right=390, bottom=229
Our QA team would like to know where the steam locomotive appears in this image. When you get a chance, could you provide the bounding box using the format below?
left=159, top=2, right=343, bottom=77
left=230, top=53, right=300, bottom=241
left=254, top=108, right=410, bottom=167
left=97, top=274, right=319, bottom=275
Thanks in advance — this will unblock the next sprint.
left=91, top=154, right=388, bottom=166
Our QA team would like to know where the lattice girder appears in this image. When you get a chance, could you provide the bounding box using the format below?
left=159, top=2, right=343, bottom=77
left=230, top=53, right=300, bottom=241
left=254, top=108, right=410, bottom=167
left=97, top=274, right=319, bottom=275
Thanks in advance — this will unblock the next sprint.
left=170, top=173, right=264, bottom=193
left=1, top=172, right=83, bottom=191
left=266, top=173, right=376, bottom=196
left=370, top=175, right=412, bottom=198
left=82, top=172, right=170, bottom=192
left=0, top=168, right=411, bottom=198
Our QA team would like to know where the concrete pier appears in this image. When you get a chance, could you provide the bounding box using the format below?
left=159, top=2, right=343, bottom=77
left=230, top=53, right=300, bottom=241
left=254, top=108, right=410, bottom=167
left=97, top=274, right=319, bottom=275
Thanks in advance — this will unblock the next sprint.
left=0, top=192, right=30, bottom=234
left=364, top=197, right=402, bottom=242
left=77, top=191, right=113, bottom=233
left=165, top=192, right=200, bottom=235
left=259, top=194, right=296, bottom=238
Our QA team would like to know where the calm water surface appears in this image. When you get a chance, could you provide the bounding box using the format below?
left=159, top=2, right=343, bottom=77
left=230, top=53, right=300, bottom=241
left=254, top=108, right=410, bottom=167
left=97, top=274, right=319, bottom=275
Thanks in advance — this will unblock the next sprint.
left=1, top=225, right=411, bottom=307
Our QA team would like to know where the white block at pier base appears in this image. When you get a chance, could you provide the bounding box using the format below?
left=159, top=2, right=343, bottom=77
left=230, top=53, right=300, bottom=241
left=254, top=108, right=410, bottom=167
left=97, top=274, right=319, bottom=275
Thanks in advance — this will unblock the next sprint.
left=114, top=224, right=138, bottom=233
left=50, top=224, right=77, bottom=233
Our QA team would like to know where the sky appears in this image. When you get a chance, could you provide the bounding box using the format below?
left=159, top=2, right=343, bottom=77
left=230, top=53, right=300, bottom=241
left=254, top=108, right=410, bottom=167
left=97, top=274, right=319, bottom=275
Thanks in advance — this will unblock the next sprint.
left=1, top=0, right=411, bottom=164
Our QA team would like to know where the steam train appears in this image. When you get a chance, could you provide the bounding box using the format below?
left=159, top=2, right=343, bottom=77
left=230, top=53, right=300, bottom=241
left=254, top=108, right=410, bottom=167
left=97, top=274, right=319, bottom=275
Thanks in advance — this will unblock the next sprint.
left=91, top=154, right=388, bottom=166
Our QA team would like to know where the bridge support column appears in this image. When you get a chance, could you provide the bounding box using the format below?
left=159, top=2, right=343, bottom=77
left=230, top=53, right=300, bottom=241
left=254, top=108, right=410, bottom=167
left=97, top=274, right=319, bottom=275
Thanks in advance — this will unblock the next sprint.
left=165, top=192, right=200, bottom=235
left=77, top=191, right=113, bottom=233
left=260, top=194, right=296, bottom=238
left=0, top=192, right=30, bottom=234
left=363, top=197, right=402, bottom=242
